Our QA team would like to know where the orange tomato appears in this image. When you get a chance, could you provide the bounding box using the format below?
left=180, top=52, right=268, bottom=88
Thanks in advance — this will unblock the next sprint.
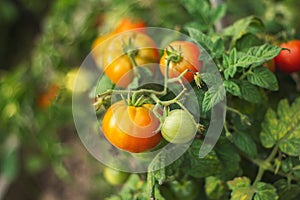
left=102, top=101, right=162, bottom=153
left=114, top=18, right=146, bottom=33
left=102, top=32, right=159, bottom=87
left=37, top=84, right=60, bottom=109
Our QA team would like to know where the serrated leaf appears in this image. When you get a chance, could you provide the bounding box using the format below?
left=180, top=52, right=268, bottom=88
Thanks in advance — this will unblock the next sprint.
left=247, top=67, right=278, bottom=90
left=233, top=80, right=262, bottom=104
left=260, top=98, right=300, bottom=156
left=202, top=84, right=226, bottom=112
left=222, top=16, right=264, bottom=44
left=205, top=176, right=226, bottom=200
left=232, top=131, right=257, bottom=157
left=224, top=80, right=241, bottom=96
left=188, top=28, right=214, bottom=52
left=227, top=177, right=254, bottom=200
left=260, top=109, right=278, bottom=148
left=215, top=139, right=241, bottom=180
left=183, top=140, right=222, bottom=178
left=254, top=182, right=278, bottom=200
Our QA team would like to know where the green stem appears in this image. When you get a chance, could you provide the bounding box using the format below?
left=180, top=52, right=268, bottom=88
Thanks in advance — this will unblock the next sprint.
left=253, top=166, right=265, bottom=186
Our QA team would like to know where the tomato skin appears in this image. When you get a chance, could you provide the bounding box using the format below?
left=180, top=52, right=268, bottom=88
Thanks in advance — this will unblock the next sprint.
left=161, top=109, right=196, bottom=144
left=102, top=101, right=162, bottom=153
left=274, top=40, right=300, bottom=73
left=102, top=32, right=159, bottom=87
left=114, top=18, right=146, bottom=33
left=103, top=167, right=129, bottom=185
left=160, top=41, right=202, bottom=83
left=37, top=84, right=60, bottom=109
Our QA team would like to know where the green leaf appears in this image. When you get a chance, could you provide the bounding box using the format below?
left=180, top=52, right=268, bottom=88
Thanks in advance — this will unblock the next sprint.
left=95, top=74, right=114, bottom=95
left=222, top=16, right=264, bottom=44
left=210, top=3, right=227, bottom=24
left=183, top=140, right=222, bottom=178
left=202, top=84, right=226, bottom=112
left=253, top=182, right=278, bottom=200
left=187, top=28, right=225, bottom=59
left=236, top=33, right=262, bottom=51
left=227, top=177, right=254, bottom=200
left=205, top=176, right=226, bottom=200
left=247, top=67, right=278, bottom=91
left=233, top=80, right=262, bottom=104
left=245, top=44, right=282, bottom=66
left=224, top=80, right=241, bottom=96
left=232, top=131, right=257, bottom=157
left=274, top=179, right=300, bottom=200
left=215, top=139, right=241, bottom=180
left=260, top=98, right=300, bottom=156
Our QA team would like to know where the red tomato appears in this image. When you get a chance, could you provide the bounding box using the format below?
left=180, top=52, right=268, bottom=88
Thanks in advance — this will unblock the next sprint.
left=274, top=40, right=300, bottom=73
left=102, top=101, right=162, bottom=153
left=160, top=41, right=202, bottom=83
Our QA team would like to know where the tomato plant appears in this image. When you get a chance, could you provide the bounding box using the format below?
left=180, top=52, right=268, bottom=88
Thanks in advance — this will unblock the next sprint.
left=161, top=109, right=197, bottom=144
left=37, top=84, right=60, bottom=109
left=103, top=167, right=130, bottom=186
left=159, top=41, right=202, bottom=83
left=101, top=100, right=162, bottom=153
left=102, top=32, right=159, bottom=87
left=274, top=40, right=300, bottom=73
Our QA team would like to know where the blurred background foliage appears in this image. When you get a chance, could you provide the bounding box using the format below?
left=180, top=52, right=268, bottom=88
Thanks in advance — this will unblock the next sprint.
left=0, top=0, right=299, bottom=199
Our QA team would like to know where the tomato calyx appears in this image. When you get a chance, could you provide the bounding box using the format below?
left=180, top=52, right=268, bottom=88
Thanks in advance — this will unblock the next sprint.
left=165, top=45, right=183, bottom=64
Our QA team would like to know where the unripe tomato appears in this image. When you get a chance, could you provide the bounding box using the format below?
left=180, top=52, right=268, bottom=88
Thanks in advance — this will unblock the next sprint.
left=102, top=32, right=159, bottom=87
left=161, top=109, right=197, bottom=144
left=160, top=41, right=202, bottom=83
left=102, top=101, right=162, bottom=153
left=274, top=40, right=300, bottom=73
left=103, top=167, right=129, bottom=185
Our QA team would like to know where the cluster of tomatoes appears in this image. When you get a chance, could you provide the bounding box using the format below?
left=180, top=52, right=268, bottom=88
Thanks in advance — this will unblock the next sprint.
left=92, top=18, right=202, bottom=153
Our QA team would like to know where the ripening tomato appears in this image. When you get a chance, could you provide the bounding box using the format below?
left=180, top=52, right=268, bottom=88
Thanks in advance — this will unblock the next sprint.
left=102, top=32, right=159, bottom=87
left=92, top=33, right=115, bottom=70
left=160, top=41, right=202, bottom=83
left=102, top=101, right=162, bottom=153
left=274, top=40, right=300, bottom=73
left=161, top=109, right=197, bottom=144
left=114, top=18, right=146, bottom=33
left=103, top=167, right=129, bottom=185
left=37, top=84, right=60, bottom=109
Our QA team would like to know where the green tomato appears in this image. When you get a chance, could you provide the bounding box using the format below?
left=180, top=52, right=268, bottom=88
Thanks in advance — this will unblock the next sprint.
left=103, top=167, right=129, bottom=186
left=168, top=179, right=199, bottom=200
left=161, top=109, right=196, bottom=144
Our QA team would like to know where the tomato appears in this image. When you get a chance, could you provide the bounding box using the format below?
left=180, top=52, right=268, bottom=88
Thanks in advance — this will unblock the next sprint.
left=168, top=179, right=199, bottom=200
left=160, top=41, right=202, bottom=83
left=274, top=40, right=300, bottom=73
left=37, top=84, right=60, bottom=109
left=92, top=33, right=115, bottom=70
left=114, top=18, right=146, bottom=33
left=102, top=101, right=162, bottom=153
left=102, top=32, right=159, bottom=87
left=263, top=59, right=276, bottom=72
left=161, top=109, right=197, bottom=144
left=103, top=167, right=129, bottom=185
